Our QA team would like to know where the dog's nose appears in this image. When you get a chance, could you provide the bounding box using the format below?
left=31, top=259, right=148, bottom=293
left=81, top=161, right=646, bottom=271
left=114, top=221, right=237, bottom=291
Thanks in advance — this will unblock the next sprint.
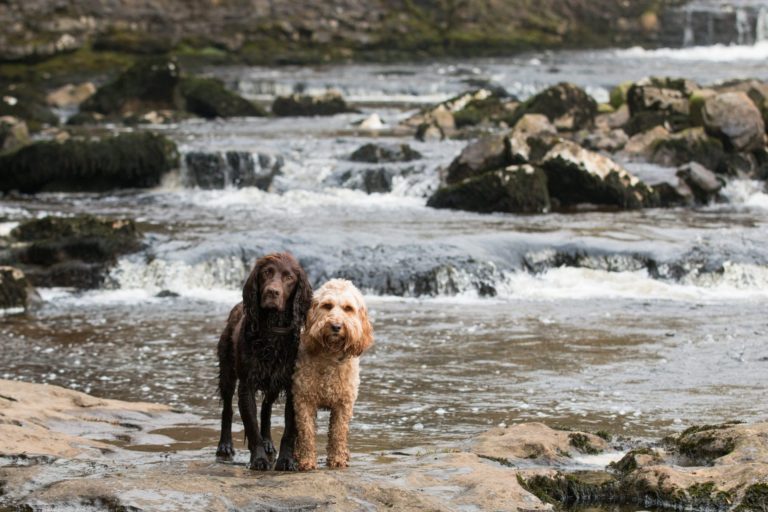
left=264, top=288, right=280, bottom=299
left=330, top=323, right=342, bottom=333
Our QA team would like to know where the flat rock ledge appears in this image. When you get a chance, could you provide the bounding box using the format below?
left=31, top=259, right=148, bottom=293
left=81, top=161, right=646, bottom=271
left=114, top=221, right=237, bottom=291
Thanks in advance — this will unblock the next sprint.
left=1, top=379, right=766, bottom=511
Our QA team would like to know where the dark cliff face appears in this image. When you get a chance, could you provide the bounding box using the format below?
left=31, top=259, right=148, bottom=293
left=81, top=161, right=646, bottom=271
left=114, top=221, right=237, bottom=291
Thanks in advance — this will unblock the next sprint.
left=0, top=0, right=679, bottom=65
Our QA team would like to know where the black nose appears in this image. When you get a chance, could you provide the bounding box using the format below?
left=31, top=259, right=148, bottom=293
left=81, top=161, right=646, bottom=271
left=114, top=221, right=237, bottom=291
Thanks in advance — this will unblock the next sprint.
left=264, top=288, right=280, bottom=299
left=331, top=323, right=342, bottom=333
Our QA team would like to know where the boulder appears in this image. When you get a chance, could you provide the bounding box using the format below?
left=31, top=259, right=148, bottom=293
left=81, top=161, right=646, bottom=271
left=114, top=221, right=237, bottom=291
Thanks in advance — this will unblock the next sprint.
left=0, top=266, right=35, bottom=312
left=183, top=151, right=282, bottom=190
left=81, top=57, right=181, bottom=115
left=349, top=143, right=422, bottom=163
left=713, top=79, right=768, bottom=129
left=609, top=81, right=633, bottom=109
left=506, top=114, right=557, bottom=163
left=648, top=127, right=726, bottom=172
left=445, top=134, right=508, bottom=184
left=0, top=84, right=59, bottom=131
left=580, top=128, right=628, bottom=153
left=653, top=181, right=694, bottom=207
left=513, top=83, right=597, bottom=131
left=0, top=116, right=29, bottom=151
left=415, top=122, right=444, bottom=141
left=427, top=165, right=550, bottom=214
left=404, top=89, right=496, bottom=130
left=623, top=125, right=670, bottom=159
left=625, top=77, right=698, bottom=133
left=676, top=162, right=723, bottom=204
left=179, top=77, right=266, bottom=118
left=46, top=83, right=96, bottom=108
left=702, top=92, right=766, bottom=152
left=7, top=215, right=142, bottom=288
left=452, top=93, right=518, bottom=128
left=541, top=140, right=656, bottom=209
left=0, top=132, right=179, bottom=193
left=271, top=91, right=357, bottom=116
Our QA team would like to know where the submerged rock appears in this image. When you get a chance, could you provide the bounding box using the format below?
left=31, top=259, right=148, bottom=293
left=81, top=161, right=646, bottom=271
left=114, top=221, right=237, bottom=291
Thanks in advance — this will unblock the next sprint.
left=349, top=143, right=422, bottom=163
left=0, top=266, right=35, bottom=312
left=271, top=91, right=357, bottom=116
left=183, top=150, right=282, bottom=190
left=0, top=132, right=178, bottom=193
left=179, top=77, right=266, bottom=118
left=513, top=82, right=597, bottom=131
left=702, top=92, right=766, bottom=152
left=5, top=215, right=142, bottom=288
left=428, top=165, right=550, bottom=214
left=676, top=162, right=723, bottom=204
left=325, top=166, right=418, bottom=194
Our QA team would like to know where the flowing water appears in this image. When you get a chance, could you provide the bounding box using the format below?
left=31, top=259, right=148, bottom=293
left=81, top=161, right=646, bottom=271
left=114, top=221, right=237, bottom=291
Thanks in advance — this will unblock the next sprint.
left=2, top=43, right=768, bottom=458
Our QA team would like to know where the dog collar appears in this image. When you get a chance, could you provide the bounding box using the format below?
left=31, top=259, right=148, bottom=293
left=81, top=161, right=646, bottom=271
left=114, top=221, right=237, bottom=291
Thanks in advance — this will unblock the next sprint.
left=269, top=326, right=294, bottom=335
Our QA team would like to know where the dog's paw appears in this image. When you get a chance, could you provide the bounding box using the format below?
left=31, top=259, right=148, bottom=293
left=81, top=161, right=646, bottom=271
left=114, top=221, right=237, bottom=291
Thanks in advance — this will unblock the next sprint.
left=274, top=456, right=299, bottom=472
left=248, top=455, right=271, bottom=471
left=326, top=457, right=349, bottom=469
left=297, top=459, right=317, bottom=471
left=262, top=439, right=276, bottom=460
left=215, top=443, right=235, bottom=462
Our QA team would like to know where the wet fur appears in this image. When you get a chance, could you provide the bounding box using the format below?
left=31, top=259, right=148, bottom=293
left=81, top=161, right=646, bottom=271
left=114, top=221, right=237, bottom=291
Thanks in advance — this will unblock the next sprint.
left=216, top=252, right=312, bottom=471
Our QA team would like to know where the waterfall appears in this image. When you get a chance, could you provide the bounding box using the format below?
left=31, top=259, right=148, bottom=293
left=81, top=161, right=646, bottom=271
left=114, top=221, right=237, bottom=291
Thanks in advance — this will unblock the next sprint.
left=736, top=8, right=753, bottom=45
left=683, top=8, right=695, bottom=47
left=757, top=6, right=768, bottom=42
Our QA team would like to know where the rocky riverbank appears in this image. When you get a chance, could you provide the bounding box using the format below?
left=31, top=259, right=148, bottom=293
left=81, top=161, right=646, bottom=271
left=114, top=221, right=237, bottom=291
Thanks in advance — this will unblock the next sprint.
left=1, top=379, right=766, bottom=511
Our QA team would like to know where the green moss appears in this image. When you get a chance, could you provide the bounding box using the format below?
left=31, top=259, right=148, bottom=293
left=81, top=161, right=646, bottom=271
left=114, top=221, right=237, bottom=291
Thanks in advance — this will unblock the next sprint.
left=453, top=96, right=517, bottom=128
left=93, top=29, right=174, bottom=55
left=608, top=447, right=660, bottom=475
left=594, top=430, right=612, bottom=442
left=736, top=483, right=768, bottom=512
left=0, top=83, right=59, bottom=132
left=610, top=81, right=633, bottom=110
left=568, top=433, right=602, bottom=455
left=179, top=77, right=266, bottom=118
left=664, top=422, right=742, bottom=465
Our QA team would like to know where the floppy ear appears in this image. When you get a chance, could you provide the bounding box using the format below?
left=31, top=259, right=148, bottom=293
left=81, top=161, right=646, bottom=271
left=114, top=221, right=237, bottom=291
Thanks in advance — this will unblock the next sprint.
left=242, top=259, right=262, bottom=325
left=347, top=305, right=374, bottom=357
left=291, top=264, right=313, bottom=330
left=300, top=299, right=324, bottom=356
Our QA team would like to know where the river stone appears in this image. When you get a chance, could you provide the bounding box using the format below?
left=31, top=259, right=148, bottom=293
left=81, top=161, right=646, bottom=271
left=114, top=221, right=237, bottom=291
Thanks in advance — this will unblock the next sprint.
left=514, top=82, right=597, bottom=131
left=179, top=77, right=266, bottom=118
left=506, top=114, right=557, bottom=163
left=325, top=166, right=413, bottom=194
left=676, top=162, right=722, bottom=204
left=184, top=151, right=281, bottom=190
left=445, top=134, right=508, bottom=184
left=46, top=82, right=96, bottom=108
left=702, top=92, right=766, bottom=152
left=0, top=116, right=29, bottom=151
left=349, top=143, right=422, bottom=163
left=0, top=132, right=178, bottom=194
left=271, top=91, right=357, bottom=116
left=0, top=266, right=34, bottom=312
left=541, top=140, right=656, bottom=209
left=427, top=165, right=550, bottom=214
left=649, top=127, right=726, bottom=172
left=625, top=77, right=698, bottom=134
left=81, top=57, right=182, bottom=116
left=0, top=83, right=59, bottom=131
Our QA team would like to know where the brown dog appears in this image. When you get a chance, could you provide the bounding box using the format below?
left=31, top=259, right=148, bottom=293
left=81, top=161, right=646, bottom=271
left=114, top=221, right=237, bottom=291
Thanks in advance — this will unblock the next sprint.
left=216, top=252, right=312, bottom=471
left=292, top=279, right=374, bottom=470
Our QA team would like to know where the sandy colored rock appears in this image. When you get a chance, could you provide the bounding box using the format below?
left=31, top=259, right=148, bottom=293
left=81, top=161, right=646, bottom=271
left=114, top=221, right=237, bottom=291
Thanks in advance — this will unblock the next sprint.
left=46, top=82, right=96, bottom=108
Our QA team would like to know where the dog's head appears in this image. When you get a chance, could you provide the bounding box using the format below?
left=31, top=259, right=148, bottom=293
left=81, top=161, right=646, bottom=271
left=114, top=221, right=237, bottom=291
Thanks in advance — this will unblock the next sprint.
left=304, top=279, right=373, bottom=358
left=243, top=252, right=312, bottom=327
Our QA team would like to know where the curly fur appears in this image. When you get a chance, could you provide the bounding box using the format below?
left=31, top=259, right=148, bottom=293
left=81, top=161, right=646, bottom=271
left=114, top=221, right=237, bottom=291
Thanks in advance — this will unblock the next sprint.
left=292, top=279, right=374, bottom=470
left=216, top=252, right=312, bottom=471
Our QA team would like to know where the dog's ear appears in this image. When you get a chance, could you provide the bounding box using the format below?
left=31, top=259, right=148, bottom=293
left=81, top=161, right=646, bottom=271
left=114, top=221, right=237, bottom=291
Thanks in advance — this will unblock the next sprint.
left=347, top=304, right=374, bottom=357
left=291, top=263, right=313, bottom=329
left=242, top=258, right=263, bottom=324
left=300, top=298, right=323, bottom=355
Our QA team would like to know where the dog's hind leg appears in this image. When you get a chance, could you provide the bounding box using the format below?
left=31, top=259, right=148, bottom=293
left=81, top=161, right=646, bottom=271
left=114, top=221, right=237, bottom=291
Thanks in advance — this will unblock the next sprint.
left=238, top=381, right=269, bottom=470
left=275, top=390, right=298, bottom=471
left=260, top=390, right=278, bottom=463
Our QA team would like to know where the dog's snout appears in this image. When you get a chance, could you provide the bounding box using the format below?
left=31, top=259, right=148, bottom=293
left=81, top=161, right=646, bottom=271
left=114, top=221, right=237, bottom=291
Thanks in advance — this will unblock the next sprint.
left=264, top=287, right=281, bottom=299
left=330, top=323, right=342, bottom=333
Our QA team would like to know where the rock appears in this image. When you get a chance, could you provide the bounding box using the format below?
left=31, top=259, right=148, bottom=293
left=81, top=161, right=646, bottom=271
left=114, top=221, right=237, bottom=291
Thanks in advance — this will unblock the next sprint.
left=702, top=92, right=766, bottom=152
left=92, top=28, right=175, bottom=55
left=271, top=91, right=357, bottom=117
left=179, top=77, right=266, bottom=118
left=625, top=77, right=698, bottom=134
left=0, top=116, right=30, bottom=151
left=0, top=266, right=35, bottom=312
left=580, top=128, right=628, bottom=153
left=80, top=57, right=181, bottom=116
left=45, top=83, right=96, bottom=108
left=514, top=82, right=597, bottom=131
left=597, top=104, right=630, bottom=130
left=452, top=92, right=518, bottom=128
left=6, top=215, right=142, bottom=288
left=623, top=125, right=670, bottom=158
left=325, top=166, right=411, bottom=194
left=0, top=83, right=59, bottom=131
left=415, top=122, right=444, bottom=141
left=427, top=165, right=550, bottom=214
left=541, top=140, right=656, bottom=209
left=0, top=132, right=179, bottom=194
left=354, top=113, right=385, bottom=130
left=713, top=79, right=768, bottom=129
left=676, top=162, right=723, bottom=204
left=349, top=143, right=421, bottom=163
left=653, top=181, right=694, bottom=207
left=445, top=134, right=508, bottom=184
left=506, top=114, right=558, bottom=163
left=609, top=81, right=633, bottom=109
left=183, top=151, right=282, bottom=190
left=688, top=88, right=717, bottom=127
left=649, top=127, right=726, bottom=172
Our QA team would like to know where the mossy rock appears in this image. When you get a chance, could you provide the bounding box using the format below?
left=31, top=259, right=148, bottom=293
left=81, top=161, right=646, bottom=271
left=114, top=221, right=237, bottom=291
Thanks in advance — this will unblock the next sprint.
left=446, top=134, right=509, bottom=184
left=453, top=95, right=517, bottom=128
left=568, top=433, right=602, bottom=455
left=513, top=82, right=597, bottom=131
left=610, top=81, right=633, bottom=110
left=0, top=84, right=59, bottom=132
left=608, top=447, right=662, bottom=475
left=349, top=143, right=422, bottom=163
left=650, top=127, right=727, bottom=173
left=0, top=266, right=34, bottom=311
left=271, top=92, right=357, bottom=117
left=736, top=483, right=768, bottom=512
left=80, top=57, right=181, bottom=115
left=179, top=77, right=266, bottom=118
left=665, top=423, right=740, bottom=465
left=427, top=165, right=550, bottom=214
left=92, top=28, right=175, bottom=55
left=0, top=132, right=178, bottom=193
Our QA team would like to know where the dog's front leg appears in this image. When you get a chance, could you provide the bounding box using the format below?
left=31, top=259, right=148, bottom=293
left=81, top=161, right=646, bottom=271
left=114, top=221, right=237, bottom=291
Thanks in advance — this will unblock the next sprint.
left=260, top=391, right=278, bottom=463
left=294, top=396, right=317, bottom=471
left=327, top=402, right=352, bottom=468
left=237, top=383, right=269, bottom=470
left=275, top=390, right=298, bottom=471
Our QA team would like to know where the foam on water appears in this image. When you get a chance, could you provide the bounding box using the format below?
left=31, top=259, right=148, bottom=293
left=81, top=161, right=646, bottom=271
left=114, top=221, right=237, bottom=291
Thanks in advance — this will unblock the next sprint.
left=618, top=40, right=768, bottom=61
left=719, top=179, right=768, bottom=210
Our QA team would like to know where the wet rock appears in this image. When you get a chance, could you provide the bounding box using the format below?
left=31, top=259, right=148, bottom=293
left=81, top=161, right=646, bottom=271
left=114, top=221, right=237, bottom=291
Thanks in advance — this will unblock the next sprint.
left=452, top=91, right=518, bottom=128
left=597, top=104, right=630, bottom=130
left=415, top=122, right=444, bottom=141
left=445, top=133, right=508, bottom=184
left=80, top=57, right=181, bottom=116
left=271, top=91, right=357, bottom=117
left=6, top=215, right=142, bottom=288
left=179, top=77, right=266, bottom=118
left=45, top=82, right=96, bottom=108
left=626, top=76, right=698, bottom=133
left=652, top=181, right=694, bottom=207
left=676, top=162, right=723, bottom=204
left=183, top=151, right=282, bottom=190
left=325, top=166, right=414, bottom=194
left=623, top=125, right=670, bottom=159
left=541, top=140, right=656, bottom=209
left=513, top=82, right=597, bottom=131
left=0, top=116, right=30, bottom=151
left=0, top=266, right=35, bottom=312
left=0, top=132, right=179, bottom=193
left=0, top=83, right=59, bottom=131
left=580, top=128, right=628, bottom=153
left=506, top=114, right=557, bottom=163
left=702, top=92, right=766, bottom=152
left=405, top=89, right=495, bottom=132
left=92, top=27, right=175, bottom=55
left=427, top=165, right=550, bottom=214
left=649, top=127, right=727, bottom=172
left=349, top=143, right=422, bottom=163
left=609, top=81, right=633, bottom=109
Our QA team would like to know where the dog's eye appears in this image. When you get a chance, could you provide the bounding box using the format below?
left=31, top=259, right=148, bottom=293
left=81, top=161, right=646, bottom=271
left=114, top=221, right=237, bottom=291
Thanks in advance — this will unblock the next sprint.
left=320, top=303, right=333, bottom=310
left=282, top=273, right=294, bottom=281
left=343, top=305, right=355, bottom=313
